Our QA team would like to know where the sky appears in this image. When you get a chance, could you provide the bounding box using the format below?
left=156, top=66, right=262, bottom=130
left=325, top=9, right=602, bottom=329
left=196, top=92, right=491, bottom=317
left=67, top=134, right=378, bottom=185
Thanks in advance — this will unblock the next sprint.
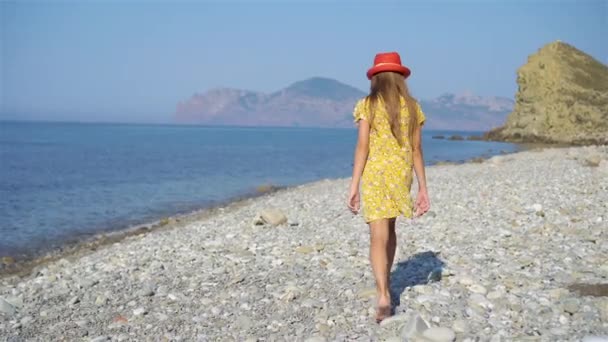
left=1, top=0, right=606, bottom=123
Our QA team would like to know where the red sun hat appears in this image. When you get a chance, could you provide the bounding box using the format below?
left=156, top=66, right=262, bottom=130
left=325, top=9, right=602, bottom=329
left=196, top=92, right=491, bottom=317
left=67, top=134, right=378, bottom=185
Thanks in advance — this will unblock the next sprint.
left=366, top=52, right=411, bottom=80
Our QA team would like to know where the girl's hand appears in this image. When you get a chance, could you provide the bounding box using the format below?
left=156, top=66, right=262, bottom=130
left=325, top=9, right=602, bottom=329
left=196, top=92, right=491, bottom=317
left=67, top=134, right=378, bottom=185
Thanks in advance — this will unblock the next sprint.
left=414, top=187, right=430, bottom=217
left=347, top=185, right=360, bottom=214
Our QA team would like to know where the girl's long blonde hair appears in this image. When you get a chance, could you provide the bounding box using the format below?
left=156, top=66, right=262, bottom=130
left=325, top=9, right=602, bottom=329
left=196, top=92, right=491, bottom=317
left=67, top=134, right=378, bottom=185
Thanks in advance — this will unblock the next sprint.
left=366, top=72, right=419, bottom=147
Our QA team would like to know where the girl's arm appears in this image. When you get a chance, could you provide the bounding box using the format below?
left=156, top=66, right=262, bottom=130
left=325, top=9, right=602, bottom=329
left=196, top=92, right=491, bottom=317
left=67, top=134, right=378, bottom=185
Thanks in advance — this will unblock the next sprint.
left=412, top=123, right=426, bottom=189
left=412, top=123, right=430, bottom=215
left=351, top=120, right=370, bottom=186
left=348, top=120, right=370, bottom=213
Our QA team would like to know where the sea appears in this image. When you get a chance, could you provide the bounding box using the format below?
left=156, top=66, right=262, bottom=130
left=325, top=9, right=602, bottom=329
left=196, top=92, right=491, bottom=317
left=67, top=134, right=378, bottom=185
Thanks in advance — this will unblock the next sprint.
left=0, top=121, right=520, bottom=258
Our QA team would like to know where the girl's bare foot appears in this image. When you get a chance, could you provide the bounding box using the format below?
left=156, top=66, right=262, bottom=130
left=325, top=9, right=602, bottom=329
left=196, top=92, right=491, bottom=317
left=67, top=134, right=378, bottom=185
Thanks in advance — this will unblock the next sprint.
left=375, top=305, right=391, bottom=323
left=375, top=294, right=392, bottom=323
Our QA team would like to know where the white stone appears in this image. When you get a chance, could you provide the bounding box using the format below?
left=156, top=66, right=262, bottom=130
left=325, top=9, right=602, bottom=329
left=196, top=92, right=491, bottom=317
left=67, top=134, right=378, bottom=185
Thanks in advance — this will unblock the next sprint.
left=421, top=327, right=456, bottom=342
left=469, top=293, right=490, bottom=310
left=252, top=208, right=288, bottom=226
left=458, top=275, right=475, bottom=286
left=89, top=337, right=109, bottom=342
left=304, top=337, right=327, bottom=342
left=383, top=337, right=401, bottom=342
left=95, top=296, right=107, bottom=306
left=468, top=284, right=488, bottom=295
left=0, top=297, right=16, bottom=316
left=451, top=319, right=468, bottom=333
left=133, top=307, right=147, bottom=316
left=20, top=316, right=33, bottom=325
left=489, top=334, right=502, bottom=342
left=582, top=337, right=608, bottom=342
left=531, top=203, right=543, bottom=212
left=401, top=313, right=429, bottom=339
left=379, top=313, right=409, bottom=327
left=487, top=290, right=503, bottom=300
left=3, top=295, right=23, bottom=308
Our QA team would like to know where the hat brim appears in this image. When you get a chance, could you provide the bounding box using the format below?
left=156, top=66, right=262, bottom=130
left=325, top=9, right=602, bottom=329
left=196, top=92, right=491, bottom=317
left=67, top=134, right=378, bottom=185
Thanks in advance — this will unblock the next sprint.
left=367, top=64, right=411, bottom=80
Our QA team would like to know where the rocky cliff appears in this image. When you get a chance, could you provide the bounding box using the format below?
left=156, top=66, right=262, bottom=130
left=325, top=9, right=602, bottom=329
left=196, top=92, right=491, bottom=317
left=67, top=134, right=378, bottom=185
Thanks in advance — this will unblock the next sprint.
left=175, top=77, right=514, bottom=130
left=485, top=41, right=608, bottom=145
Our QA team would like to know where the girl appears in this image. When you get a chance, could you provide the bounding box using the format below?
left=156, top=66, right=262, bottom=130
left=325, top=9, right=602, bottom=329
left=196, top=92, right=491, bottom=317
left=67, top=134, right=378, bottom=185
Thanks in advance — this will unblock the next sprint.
left=347, top=52, right=430, bottom=323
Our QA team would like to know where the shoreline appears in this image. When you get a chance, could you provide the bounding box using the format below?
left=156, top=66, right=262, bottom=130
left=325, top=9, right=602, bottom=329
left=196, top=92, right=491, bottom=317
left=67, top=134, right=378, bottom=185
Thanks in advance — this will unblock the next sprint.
left=0, top=142, right=539, bottom=279
left=1, top=144, right=606, bottom=340
left=0, top=144, right=531, bottom=279
left=0, top=185, right=289, bottom=279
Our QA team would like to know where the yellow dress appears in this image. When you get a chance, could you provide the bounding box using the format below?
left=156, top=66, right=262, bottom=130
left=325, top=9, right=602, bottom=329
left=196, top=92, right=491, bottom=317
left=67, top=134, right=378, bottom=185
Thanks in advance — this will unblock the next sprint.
left=353, top=96, right=426, bottom=223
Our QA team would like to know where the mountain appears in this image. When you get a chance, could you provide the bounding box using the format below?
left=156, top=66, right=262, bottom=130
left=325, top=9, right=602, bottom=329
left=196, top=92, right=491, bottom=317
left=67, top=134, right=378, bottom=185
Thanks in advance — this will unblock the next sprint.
left=419, top=93, right=513, bottom=131
left=176, top=77, right=365, bottom=127
left=485, top=41, right=608, bottom=145
left=175, top=77, right=514, bottom=130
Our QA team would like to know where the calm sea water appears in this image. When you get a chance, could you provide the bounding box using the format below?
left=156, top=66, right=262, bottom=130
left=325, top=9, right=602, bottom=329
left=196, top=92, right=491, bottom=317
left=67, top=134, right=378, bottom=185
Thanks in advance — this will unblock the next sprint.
left=0, top=121, right=519, bottom=258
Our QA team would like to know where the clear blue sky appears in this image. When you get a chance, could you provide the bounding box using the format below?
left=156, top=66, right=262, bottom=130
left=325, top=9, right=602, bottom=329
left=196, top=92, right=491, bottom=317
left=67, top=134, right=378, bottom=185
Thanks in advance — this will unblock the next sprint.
left=1, top=0, right=606, bottom=123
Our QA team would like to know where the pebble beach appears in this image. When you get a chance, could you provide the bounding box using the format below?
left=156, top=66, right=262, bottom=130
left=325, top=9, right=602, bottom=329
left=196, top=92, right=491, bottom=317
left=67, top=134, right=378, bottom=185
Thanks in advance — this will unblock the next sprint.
left=1, top=145, right=607, bottom=341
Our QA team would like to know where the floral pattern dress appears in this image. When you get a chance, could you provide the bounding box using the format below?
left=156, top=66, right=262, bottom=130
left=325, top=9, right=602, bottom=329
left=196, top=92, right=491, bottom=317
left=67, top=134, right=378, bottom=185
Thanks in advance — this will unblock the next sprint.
left=353, top=96, right=426, bottom=223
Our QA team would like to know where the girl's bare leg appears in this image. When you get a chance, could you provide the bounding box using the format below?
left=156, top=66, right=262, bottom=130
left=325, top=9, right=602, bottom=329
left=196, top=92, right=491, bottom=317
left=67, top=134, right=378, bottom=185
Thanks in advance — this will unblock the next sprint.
left=387, top=218, right=397, bottom=276
left=369, top=218, right=393, bottom=321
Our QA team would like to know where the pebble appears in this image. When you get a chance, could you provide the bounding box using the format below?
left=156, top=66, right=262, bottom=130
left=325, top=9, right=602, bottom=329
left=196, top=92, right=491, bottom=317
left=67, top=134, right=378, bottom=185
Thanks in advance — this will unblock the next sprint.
left=357, top=288, right=376, bottom=299
left=413, top=285, right=432, bottom=294
left=562, top=298, right=580, bottom=314
left=133, top=307, right=147, bottom=316
left=95, top=295, right=107, bottom=306
left=401, top=313, right=429, bottom=339
left=583, top=154, right=602, bottom=167
left=295, top=246, right=314, bottom=254
left=0, top=297, right=16, bottom=316
left=253, top=208, right=288, bottom=226
left=116, top=335, right=129, bottom=342
left=236, top=316, right=253, bottom=329
left=468, top=284, right=487, bottom=295
left=451, top=319, right=468, bottom=333
left=304, top=337, right=327, bottom=342
left=489, top=334, right=502, bottom=342
left=550, top=327, right=569, bottom=336
left=582, top=337, right=608, bottom=342
left=549, top=288, right=569, bottom=300
left=486, top=290, right=503, bottom=300
left=20, top=316, right=33, bottom=325
left=421, top=327, right=456, bottom=342
left=379, top=313, right=408, bottom=327
left=458, top=276, right=475, bottom=286
left=383, top=337, right=401, bottom=342
left=89, top=336, right=109, bottom=342
left=0, top=146, right=606, bottom=341
left=468, top=293, right=491, bottom=314
left=427, top=267, right=443, bottom=282
left=139, top=282, right=155, bottom=297
left=3, top=295, right=23, bottom=308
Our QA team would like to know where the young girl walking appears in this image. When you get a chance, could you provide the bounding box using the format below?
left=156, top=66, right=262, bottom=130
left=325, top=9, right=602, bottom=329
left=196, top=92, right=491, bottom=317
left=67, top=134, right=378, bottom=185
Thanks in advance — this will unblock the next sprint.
left=347, top=52, right=430, bottom=323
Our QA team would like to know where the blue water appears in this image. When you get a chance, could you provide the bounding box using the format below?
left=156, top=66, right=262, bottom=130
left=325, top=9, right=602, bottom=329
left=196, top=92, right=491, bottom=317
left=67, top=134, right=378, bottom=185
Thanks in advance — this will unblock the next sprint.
left=0, top=121, right=519, bottom=258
